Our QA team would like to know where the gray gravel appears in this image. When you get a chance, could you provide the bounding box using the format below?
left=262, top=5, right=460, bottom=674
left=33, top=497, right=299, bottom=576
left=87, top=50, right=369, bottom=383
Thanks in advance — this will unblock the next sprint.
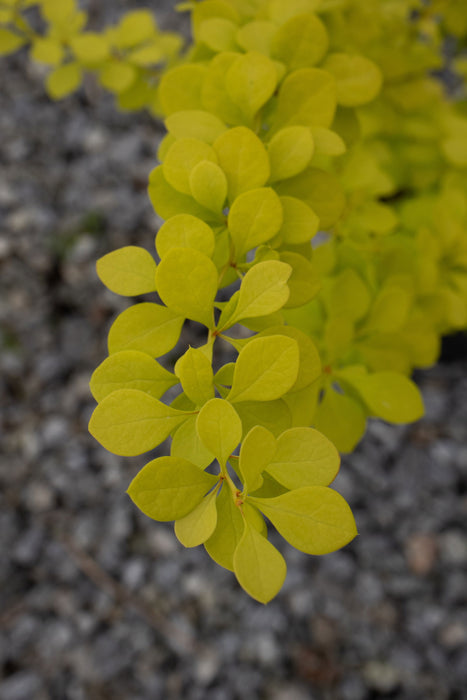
left=1, top=3, right=467, bottom=699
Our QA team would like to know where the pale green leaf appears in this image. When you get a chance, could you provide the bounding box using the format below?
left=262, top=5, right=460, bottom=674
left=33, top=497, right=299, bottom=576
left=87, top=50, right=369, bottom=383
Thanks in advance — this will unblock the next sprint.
left=0, top=29, right=27, bottom=57
left=271, top=12, right=328, bottom=70
left=273, top=68, right=336, bottom=131
left=214, top=126, right=270, bottom=201
left=30, top=38, right=63, bottom=66
left=114, top=10, right=157, bottom=48
left=311, top=127, right=346, bottom=156
left=228, top=187, right=283, bottom=257
left=233, top=517, right=286, bottom=603
left=189, top=160, right=228, bottom=212
left=90, top=350, right=177, bottom=402
left=239, top=426, right=277, bottom=493
left=226, top=51, right=277, bottom=119
left=235, top=21, right=276, bottom=55
left=198, top=18, right=237, bottom=51
left=280, top=251, right=321, bottom=308
left=155, top=248, right=218, bottom=327
left=356, top=372, right=424, bottom=424
left=314, top=388, right=366, bottom=453
left=148, top=166, right=217, bottom=222
left=258, top=325, right=321, bottom=392
left=276, top=167, right=346, bottom=230
left=266, top=427, right=340, bottom=489
left=46, top=62, right=82, bottom=99
left=156, top=214, right=215, bottom=259
left=96, top=246, right=157, bottom=296
left=89, top=389, right=189, bottom=456
left=227, top=335, right=299, bottom=403
left=171, top=415, right=215, bottom=469
left=163, top=137, right=218, bottom=195
left=175, top=346, right=215, bottom=406
left=268, top=126, right=314, bottom=182
left=98, top=61, right=136, bottom=94
left=205, top=482, right=244, bottom=571
left=127, top=456, right=218, bottom=521
left=175, top=489, right=219, bottom=547
left=278, top=196, right=320, bottom=245
left=70, top=32, right=110, bottom=65
left=223, top=261, right=291, bottom=327
left=202, top=52, right=247, bottom=125
left=235, top=399, right=292, bottom=438
left=165, top=110, right=227, bottom=144
left=196, top=398, right=242, bottom=467
left=251, top=486, right=357, bottom=555
left=108, top=302, right=184, bottom=357
left=158, top=63, right=207, bottom=115
left=323, top=53, right=382, bottom=107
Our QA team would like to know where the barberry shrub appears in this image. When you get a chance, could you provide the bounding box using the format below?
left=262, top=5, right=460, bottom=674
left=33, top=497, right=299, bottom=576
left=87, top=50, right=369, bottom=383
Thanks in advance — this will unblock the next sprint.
left=2, top=0, right=466, bottom=602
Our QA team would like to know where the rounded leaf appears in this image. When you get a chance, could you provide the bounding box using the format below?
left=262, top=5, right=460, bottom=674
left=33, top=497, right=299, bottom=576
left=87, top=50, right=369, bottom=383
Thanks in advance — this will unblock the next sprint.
left=96, top=246, right=157, bottom=296
left=156, top=214, right=215, bottom=259
left=127, top=456, right=218, bottom=521
left=108, top=302, right=184, bottom=357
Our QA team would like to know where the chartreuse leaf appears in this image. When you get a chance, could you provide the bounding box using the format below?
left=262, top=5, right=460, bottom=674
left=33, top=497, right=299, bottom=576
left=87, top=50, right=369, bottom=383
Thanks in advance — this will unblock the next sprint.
left=276, top=167, right=345, bottom=230
left=30, top=38, right=64, bottom=66
left=283, top=383, right=320, bottom=428
left=235, top=399, right=292, bottom=438
left=311, top=127, right=346, bottom=156
left=273, top=68, right=336, bottom=131
left=226, top=51, right=277, bottom=120
left=235, top=21, right=276, bottom=55
left=356, top=372, right=424, bottom=424
left=175, top=488, right=219, bottom=547
left=89, top=389, right=189, bottom=456
left=280, top=251, right=321, bottom=308
left=227, top=336, right=299, bottom=403
left=158, top=64, right=207, bottom=115
left=0, top=29, right=27, bottom=56
left=165, top=111, right=227, bottom=144
left=201, top=53, right=246, bottom=126
left=251, top=486, right=357, bottom=555
left=278, top=196, right=320, bottom=245
left=271, top=12, right=329, bottom=70
left=214, top=126, right=270, bottom=201
left=96, top=246, right=157, bottom=296
left=189, top=160, right=228, bottom=212
left=108, top=303, right=184, bottom=357
left=155, top=248, right=218, bottom=327
left=175, top=347, right=215, bottom=406
left=163, top=138, right=218, bottom=195
left=324, top=269, right=370, bottom=322
left=239, top=426, right=277, bottom=493
left=265, top=427, right=340, bottom=490
left=323, top=53, right=382, bottom=107
left=127, top=456, right=218, bottom=521
left=221, top=261, right=291, bottom=328
left=46, top=63, right=83, bottom=99
left=314, top=388, right=367, bottom=454
left=198, top=18, right=238, bottom=52
left=98, top=62, right=136, bottom=94
left=233, top=512, right=287, bottom=603
left=205, top=483, right=244, bottom=571
left=90, top=351, right=177, bottom=402
left=258, top=325, right=321, bottom=392
left=171, top=415, right=214, bottom=469
left=268, top=126, right=314, bottom=183
left=149, top=167, right=217, bottom=223
left=70, top=33, right=110, bottom=65
left=156, top=214, right=215, bottom=259
left=228, top=188, right=283, bottom=257
left=114, top=10, right=157, bottom=48
left=196, top=398, right=242, bottom=468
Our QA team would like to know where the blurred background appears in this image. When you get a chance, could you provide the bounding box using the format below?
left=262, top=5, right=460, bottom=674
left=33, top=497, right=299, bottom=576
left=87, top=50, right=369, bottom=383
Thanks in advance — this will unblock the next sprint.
left=1, top=2, right=467, bottom=699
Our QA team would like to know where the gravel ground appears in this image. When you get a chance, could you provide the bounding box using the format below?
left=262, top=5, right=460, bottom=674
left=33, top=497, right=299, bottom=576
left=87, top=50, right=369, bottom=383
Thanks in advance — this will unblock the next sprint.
left=1, top=3, right=467, bottom=699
